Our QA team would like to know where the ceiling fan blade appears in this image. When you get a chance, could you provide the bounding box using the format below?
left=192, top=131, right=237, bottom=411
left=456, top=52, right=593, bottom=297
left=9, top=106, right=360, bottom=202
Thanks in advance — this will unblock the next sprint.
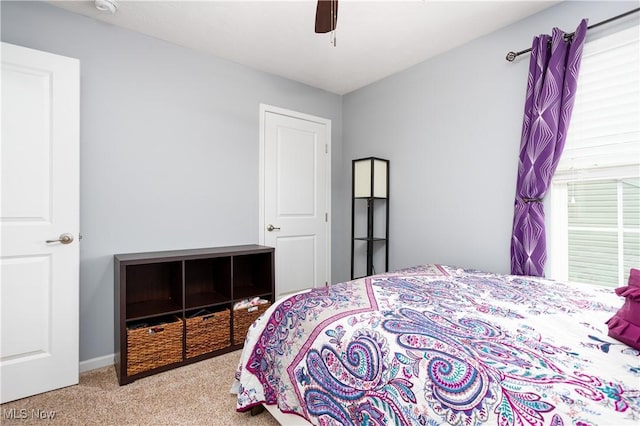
left=315, top=0, right=338, bottom=34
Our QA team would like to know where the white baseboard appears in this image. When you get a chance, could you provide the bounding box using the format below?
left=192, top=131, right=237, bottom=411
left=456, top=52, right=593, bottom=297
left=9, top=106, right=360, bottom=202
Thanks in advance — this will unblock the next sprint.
left=79, top=354, right=114, bottom=373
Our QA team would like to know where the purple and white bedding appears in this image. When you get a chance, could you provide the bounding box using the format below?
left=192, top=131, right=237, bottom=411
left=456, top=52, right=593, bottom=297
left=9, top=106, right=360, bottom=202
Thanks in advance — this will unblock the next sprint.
left=234, top=265, right=640, bottom=425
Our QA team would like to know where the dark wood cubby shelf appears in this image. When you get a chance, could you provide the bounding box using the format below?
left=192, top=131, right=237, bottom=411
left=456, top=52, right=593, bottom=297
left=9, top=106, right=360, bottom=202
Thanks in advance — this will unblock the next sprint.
left=114, top=244, right=274, bottom=385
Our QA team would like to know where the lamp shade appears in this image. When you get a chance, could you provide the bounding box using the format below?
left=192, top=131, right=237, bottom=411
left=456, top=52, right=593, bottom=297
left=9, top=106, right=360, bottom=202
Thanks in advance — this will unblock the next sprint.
left=353, top=157, right=388, bottom=198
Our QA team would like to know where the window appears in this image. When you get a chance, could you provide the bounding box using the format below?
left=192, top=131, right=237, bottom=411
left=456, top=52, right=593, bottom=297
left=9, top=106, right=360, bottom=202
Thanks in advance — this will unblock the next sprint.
left=546, top=25, right=640, bottom=287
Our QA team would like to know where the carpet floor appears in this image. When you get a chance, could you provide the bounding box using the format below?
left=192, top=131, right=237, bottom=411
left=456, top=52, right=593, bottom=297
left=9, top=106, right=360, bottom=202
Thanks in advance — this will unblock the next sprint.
left=1, top=350, right=280, bottom=425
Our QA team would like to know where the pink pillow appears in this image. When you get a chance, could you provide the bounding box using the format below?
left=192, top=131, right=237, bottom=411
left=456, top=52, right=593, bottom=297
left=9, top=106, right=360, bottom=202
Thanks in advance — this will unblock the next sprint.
left=607, top=268, right=640, bottom=350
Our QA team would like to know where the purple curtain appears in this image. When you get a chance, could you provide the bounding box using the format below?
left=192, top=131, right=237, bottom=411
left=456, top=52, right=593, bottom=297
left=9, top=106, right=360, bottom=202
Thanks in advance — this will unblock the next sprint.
left=510, top=19, right=588, bottom=276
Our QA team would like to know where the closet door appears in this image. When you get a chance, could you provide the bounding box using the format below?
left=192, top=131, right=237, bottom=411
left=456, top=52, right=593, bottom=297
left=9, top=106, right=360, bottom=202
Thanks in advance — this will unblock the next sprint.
left=260, top=105, right=331, bottom=299
left=1, top=42, right=80, bottom=403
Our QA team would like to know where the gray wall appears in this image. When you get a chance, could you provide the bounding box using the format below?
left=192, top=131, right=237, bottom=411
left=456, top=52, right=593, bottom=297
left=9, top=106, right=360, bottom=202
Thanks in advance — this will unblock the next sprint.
left=342, top=1, right=639, bottom=275
left=1, top=1, right=344, bottom=362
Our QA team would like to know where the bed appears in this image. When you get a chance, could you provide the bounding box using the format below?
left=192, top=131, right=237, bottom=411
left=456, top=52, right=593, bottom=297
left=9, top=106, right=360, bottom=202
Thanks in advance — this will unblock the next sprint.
left=233, top=265, right=640, bottom=425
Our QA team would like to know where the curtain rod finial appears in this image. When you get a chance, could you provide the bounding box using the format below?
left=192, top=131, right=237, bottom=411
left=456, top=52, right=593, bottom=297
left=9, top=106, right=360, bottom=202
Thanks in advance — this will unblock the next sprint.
left=506, top=51, right=517, bottom=62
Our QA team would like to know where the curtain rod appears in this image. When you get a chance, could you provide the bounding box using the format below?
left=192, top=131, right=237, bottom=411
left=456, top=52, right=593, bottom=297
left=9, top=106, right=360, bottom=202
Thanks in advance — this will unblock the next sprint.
left=505, top=7, right=640, bottom=62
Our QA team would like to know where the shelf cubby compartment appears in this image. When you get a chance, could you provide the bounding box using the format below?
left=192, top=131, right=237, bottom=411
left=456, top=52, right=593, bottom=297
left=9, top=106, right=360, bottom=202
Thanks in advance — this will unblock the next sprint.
left=125, top=261, right=183, bottom=320
left=126, top=315, right=184, bottom=376
left=185, top=257, right=231, bottom=310
left=233, top=252, right=273, bottom=301
left=185, top=306, right=231, bottom=359
left=232, top=302, right=272, bottom=346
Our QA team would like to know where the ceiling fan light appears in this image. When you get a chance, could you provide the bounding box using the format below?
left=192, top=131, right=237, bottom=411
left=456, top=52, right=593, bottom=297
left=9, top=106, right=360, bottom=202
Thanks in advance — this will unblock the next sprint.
left=315, top=0, right=338, bottom=34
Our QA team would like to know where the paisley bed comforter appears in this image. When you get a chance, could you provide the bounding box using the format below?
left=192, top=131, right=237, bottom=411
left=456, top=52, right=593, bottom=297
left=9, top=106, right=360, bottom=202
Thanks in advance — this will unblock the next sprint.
left=234, top=265, right=640, bottom=425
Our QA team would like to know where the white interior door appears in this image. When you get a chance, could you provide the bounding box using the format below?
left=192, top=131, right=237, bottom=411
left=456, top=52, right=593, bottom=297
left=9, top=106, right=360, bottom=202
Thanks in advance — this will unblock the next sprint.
left=260, top=105, right=330, bottom=299
left=1, top=42, right=80, bottom=403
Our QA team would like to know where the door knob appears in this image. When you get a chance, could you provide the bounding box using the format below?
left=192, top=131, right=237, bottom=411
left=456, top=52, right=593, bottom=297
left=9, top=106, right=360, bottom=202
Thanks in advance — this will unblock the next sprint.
left=266, top=224, right=281, bottom=232
left=46, top=233, right=74, bottom=244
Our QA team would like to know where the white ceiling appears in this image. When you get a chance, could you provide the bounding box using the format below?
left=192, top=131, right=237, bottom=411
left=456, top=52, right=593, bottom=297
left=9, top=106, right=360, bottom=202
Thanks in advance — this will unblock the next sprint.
left=49, top=0, right=560, bottom=94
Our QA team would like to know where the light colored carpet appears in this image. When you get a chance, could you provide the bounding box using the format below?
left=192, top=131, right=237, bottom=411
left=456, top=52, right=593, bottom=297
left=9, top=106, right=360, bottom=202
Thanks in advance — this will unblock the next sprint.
left=1, top=350, right=279, bottom=425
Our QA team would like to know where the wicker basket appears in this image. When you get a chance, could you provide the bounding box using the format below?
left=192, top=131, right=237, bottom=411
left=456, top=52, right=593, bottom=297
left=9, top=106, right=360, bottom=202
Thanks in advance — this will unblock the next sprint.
left=232, top=302, right=271, bottom=346
left=186, top=309, right=231, bottom=358
left=127, top=316, right=183, bottom=376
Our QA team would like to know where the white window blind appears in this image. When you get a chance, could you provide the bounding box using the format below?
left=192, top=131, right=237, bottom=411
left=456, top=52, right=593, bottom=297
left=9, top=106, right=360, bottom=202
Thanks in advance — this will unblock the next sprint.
left=548, top=24, right=640, bottom=287
left=556, top=26, right=640, bottom=176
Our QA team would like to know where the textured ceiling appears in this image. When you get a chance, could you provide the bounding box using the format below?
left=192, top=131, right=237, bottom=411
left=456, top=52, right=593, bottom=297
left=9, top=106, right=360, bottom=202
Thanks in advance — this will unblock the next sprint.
left=49, top=0, right=560, bottom=94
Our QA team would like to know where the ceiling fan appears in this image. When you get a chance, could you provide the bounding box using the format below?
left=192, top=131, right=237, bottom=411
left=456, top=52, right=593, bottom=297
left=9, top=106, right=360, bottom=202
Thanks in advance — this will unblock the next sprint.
left=315, top=0, right=338, bottom=45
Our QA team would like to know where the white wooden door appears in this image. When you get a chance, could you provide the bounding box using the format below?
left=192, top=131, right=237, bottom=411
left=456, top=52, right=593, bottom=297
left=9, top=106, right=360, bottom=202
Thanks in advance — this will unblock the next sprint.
left=260, top=105, right=330, bottom=299
left=1, top=42, right=80, bottom=403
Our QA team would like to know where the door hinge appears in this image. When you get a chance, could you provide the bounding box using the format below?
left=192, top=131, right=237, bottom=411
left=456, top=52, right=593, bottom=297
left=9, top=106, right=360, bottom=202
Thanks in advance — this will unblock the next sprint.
left=325, top=144, right=328, bottom=154
left=325, top=212, right=328, bottom=222
left=325, top=281, right=328, bottom=287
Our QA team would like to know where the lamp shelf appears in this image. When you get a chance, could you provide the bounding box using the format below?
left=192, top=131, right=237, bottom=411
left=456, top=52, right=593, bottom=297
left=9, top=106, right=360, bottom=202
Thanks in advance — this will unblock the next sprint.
left=351, top=157, right=389, bottom=280
left=354, top=196, right=388, bottom=200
